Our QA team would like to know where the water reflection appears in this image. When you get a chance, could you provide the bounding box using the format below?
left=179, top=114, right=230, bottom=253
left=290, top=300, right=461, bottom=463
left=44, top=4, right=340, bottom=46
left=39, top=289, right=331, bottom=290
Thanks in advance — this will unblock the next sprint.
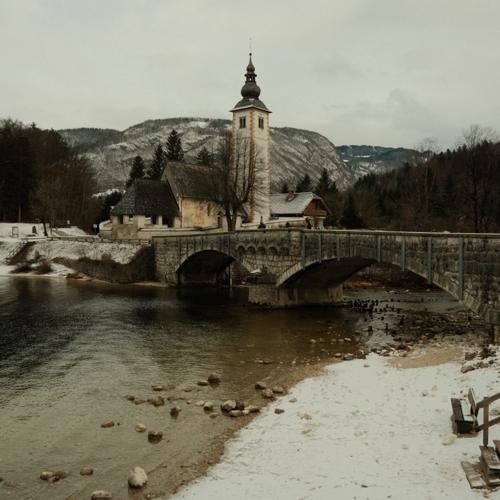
left=0, top=277, right=361, bottom=500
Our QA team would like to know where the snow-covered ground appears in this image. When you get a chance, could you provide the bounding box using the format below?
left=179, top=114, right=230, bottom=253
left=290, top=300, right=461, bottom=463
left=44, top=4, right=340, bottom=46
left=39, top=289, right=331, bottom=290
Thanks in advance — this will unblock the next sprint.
left=174, top=349, right=500, bottom=500
left=0, top=222, right=87, bottom=239
left=0, top=223, right=142, bottom=277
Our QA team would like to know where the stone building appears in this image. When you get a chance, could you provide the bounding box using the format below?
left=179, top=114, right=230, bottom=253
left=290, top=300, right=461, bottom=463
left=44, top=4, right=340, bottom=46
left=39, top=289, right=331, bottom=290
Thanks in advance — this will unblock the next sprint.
left=101, top=53, right=329, bottom=239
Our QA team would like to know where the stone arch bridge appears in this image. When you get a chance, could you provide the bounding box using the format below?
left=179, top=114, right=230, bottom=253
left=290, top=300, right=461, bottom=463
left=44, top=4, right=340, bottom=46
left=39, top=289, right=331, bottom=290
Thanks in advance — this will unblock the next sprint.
left=153, top=229, right=500, bottom=331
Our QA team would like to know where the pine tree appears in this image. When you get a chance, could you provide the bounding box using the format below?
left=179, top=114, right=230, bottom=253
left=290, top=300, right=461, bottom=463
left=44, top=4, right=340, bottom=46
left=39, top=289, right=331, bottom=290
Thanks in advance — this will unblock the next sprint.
left=296, top=173, right=313, bottom=192
left=280, top=181, right=290, bottom=193
left=166, top=129, right=184, bottom=162
left=316, top=168, right=332, bottom=195
left=147, top=144, right=167, bottom=179
left=340, top=193, right=365, bottom=228
left=196, top=146, right=212, bottom=166
left=126, top=155, right=145, bottom=188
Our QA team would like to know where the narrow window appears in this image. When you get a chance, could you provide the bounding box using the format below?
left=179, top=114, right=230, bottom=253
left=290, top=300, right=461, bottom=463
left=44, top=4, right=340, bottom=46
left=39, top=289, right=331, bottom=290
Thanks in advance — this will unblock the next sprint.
left=258, top=116, right=264, bottom=129
left=239, top=116, right=246, bottom=129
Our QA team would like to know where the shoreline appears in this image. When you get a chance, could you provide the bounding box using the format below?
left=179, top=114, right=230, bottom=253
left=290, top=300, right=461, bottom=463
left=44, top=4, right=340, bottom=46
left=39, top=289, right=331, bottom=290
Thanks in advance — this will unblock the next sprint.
left=172, top=343, right=498, bottom=499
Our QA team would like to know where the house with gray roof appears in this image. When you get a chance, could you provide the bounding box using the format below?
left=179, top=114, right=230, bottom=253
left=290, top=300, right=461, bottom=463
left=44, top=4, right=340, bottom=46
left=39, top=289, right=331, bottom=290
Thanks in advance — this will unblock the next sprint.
left=101, top=163, right=227, bottom=239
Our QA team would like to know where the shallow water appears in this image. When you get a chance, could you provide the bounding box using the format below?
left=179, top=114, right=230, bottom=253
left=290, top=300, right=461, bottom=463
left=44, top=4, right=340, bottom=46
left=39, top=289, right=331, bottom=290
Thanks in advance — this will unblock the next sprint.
left=0, top=277, right=372, bottom=500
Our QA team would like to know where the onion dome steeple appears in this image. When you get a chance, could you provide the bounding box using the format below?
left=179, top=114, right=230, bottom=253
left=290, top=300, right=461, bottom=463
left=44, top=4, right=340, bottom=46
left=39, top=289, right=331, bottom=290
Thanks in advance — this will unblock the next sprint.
left=231, top=53, right=270, bottom=112
left=241, top=53, right=261, bottom=99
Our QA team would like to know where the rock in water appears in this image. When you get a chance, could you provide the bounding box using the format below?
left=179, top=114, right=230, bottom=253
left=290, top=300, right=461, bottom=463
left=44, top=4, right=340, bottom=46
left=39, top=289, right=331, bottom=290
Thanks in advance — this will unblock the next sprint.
left=101, top=421, right=115, bottom=428
left=203, top=401, right=214, bottom=411
left=170, top=406, right=181, bottom=417
left=128, top=467, right=148, bottom=488
left=272, top=386, right=285, bottom=394
left=151, top=384, right=165, bottom=391
left=135, top=423, right=146, bottom=433
left=275, top=408, right=285, bottom=414
left=147, top=431, right=163, bottom=443
left=80, top=467, right=94, bottom=476
left=197, top=380, right=209, bottom=386
left=40, top=471, right=54, bottom=481
left=149, top=396, right=165, bottom=407
left=207, top=373, right=221, bottom=384
left=255, top=381, right=267, bottom=390
left=91, top=491, right=113, bottom=499
left=221, top=400, right=237, bottom=412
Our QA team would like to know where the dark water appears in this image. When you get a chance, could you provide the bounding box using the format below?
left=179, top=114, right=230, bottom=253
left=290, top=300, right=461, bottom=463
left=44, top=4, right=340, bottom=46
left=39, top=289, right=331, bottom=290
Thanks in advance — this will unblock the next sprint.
left=0, top=277, right=369, bottom=500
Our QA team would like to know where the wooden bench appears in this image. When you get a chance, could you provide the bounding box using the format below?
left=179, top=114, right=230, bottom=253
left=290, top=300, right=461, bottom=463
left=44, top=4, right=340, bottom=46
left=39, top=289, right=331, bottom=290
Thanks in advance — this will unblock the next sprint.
left=451, top=395, right=475, bottom=434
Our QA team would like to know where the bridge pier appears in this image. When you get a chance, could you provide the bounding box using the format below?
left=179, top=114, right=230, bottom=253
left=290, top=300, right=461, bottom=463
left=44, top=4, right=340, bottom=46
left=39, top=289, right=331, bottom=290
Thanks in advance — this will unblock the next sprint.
left=248, top=283, right=343, bottom=308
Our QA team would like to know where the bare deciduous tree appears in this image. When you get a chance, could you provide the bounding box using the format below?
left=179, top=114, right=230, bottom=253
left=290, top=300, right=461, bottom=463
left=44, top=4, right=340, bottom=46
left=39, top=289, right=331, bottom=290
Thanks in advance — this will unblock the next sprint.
left=208, top=131, right=263, bottom=231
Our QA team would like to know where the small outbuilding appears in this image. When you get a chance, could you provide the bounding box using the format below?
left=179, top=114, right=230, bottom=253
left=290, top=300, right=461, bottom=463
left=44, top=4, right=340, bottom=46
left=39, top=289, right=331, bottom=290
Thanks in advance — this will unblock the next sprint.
left=271, top=191, right=330, bottom=229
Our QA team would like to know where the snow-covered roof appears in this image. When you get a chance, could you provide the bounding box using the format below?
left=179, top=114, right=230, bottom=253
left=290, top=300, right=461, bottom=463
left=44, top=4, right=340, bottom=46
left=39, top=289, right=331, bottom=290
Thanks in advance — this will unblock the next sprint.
left=271, top=192, right=326, bottom=216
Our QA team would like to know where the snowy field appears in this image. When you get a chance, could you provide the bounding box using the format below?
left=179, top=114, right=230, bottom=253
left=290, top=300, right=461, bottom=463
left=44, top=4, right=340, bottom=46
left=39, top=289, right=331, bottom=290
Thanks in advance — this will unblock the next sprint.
left=174, top=350, right=500, bottom=500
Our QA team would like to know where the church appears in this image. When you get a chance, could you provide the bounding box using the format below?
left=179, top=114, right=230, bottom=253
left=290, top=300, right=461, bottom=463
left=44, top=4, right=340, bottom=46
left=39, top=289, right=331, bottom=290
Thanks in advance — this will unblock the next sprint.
left=100, top=54, right=330, bottom=240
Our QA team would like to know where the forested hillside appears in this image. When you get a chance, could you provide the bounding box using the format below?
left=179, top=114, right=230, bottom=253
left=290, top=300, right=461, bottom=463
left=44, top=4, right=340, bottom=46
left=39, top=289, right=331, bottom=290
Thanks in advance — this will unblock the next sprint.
left=340, top=127, right=500, bottom=233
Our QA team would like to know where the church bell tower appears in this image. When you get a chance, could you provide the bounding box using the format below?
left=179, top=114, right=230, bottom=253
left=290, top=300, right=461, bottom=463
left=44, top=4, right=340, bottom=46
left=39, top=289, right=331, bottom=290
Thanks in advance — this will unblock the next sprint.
left=231, top=53, right=272, bottom=223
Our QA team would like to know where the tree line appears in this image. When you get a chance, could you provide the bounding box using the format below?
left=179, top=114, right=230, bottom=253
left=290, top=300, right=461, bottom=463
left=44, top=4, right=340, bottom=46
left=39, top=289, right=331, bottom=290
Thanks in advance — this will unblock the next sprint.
left=338, top=126, right=500, bottom=232
left=0, top=119, right=99, bottom=232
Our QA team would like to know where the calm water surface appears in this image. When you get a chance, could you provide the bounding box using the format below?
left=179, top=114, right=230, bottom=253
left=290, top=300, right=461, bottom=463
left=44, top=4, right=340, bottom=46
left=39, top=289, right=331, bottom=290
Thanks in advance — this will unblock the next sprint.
left=0, top=277, right=370, bottom=499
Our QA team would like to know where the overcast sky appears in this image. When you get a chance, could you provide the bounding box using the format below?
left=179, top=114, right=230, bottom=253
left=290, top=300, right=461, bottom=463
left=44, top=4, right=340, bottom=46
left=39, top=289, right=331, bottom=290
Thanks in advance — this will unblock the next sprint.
left=1, top=0, right=499, bottom=148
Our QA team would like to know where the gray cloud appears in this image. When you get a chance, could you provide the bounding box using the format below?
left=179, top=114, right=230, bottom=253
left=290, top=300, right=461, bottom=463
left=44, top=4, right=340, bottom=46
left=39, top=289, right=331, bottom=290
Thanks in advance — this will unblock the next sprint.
left=1, top=0, right=499, bottom=148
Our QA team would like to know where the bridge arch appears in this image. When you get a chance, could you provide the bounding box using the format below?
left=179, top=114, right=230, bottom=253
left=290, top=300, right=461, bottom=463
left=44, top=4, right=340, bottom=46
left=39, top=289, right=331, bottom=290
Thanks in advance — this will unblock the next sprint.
left=276, top=256, right=376, bottom=289
left=176, top=249, right=237, bottom=286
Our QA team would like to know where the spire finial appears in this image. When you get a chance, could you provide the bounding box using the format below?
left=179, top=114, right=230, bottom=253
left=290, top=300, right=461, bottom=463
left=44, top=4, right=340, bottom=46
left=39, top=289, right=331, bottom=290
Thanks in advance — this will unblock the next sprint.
left=240, top=49, right=260, bottom=99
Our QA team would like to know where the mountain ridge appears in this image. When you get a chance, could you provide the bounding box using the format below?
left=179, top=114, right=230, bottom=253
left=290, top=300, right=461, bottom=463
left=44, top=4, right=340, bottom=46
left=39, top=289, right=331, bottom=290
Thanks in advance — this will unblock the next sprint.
left=60, top=118, right=418, bottom=192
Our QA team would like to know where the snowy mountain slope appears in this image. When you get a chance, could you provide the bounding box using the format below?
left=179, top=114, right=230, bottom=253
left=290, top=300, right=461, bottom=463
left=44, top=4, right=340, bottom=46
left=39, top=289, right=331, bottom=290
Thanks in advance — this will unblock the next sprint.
left=60, top=118, right=355, bottom=192
left=337, top=145, right=419, bottom=178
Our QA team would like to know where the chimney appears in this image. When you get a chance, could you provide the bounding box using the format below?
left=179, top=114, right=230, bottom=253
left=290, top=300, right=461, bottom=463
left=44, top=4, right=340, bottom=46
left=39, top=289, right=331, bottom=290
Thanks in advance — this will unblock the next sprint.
left=286, top=191, right=295, bottom=201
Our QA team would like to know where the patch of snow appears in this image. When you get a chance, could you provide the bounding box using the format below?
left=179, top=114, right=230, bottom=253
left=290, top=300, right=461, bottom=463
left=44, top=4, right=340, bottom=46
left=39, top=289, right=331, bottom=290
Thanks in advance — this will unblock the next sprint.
left=0, top=223, right=44, bottom=239
left=174, top=352, right=499, bottom=500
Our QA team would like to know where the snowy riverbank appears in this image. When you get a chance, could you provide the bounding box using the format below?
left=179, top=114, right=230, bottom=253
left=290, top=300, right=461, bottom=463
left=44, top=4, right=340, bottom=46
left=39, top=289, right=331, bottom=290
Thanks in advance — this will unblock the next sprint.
left=173, top=347, right=499, bottom=500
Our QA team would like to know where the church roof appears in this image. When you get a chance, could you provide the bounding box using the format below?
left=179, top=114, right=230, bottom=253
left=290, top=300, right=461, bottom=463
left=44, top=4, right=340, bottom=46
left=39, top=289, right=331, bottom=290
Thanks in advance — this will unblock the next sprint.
left=111, top=179, right=179, bottom=217
left=271, top=192, right=330, bottom=216
left=162, top=162, right=218, bottom=201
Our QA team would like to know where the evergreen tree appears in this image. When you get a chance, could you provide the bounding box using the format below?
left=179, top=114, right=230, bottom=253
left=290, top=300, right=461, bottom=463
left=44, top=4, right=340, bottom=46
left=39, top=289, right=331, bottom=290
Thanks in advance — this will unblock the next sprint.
left=126, top=155, right=145, bottom=188
left=296, top=173, right=313, bottom=192
left=147, top=144, right=167, bottom=179
left=316, top=168, right=332, bottom=195
left=98, top=190, right=123, bottom=222
left=340, top=193, right=365, bottom=229
left=280, top=181, right=290, bottom=193
left=196, top=146, right=212, bottom=166
left=166, top=129, right=184, bottom=162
